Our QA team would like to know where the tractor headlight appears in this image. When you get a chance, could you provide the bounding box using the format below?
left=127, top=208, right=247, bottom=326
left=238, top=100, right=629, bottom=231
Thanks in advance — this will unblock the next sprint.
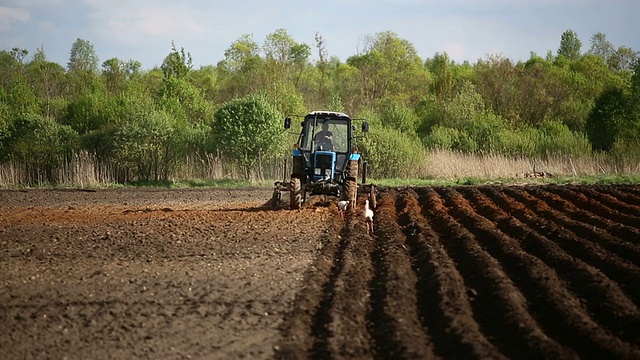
left=315, top=168, right=321, bottom=175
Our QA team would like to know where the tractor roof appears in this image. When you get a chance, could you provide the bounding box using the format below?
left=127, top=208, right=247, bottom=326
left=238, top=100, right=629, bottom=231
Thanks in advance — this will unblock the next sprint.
left=307, top=110, right=350, bottom=118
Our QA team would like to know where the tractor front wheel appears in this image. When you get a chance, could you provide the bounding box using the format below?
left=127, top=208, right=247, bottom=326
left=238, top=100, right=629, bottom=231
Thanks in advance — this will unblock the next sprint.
left=290, top=177, right=302, bottom=210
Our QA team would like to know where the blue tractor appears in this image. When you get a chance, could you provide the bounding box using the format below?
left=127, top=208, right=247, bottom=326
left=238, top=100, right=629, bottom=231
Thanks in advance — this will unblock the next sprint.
left=272, top=111, right=376, bottom=210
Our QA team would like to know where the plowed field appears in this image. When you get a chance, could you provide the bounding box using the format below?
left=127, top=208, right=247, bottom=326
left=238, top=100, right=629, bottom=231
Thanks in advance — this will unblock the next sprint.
left=2, top=184, right=640, bottom=359
left=279, top=184, right=640, bottom=359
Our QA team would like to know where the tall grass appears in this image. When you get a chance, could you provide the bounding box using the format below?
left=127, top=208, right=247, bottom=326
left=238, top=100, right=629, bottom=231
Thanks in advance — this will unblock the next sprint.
left=0, top=151, right=286, bottom=188
left=1, top=149, right=639, bottom=188
left=421, top=150, right=639, bottom=179
left=0, top=152, right=116, bottom=188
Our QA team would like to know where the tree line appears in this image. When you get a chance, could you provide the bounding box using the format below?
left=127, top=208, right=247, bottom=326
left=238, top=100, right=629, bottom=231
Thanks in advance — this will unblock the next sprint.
left=0, top=29, right=639, bottom=184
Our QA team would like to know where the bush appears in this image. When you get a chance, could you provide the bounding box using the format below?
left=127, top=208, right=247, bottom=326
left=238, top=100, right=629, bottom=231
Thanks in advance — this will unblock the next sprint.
left=212, top=92, right=284, bottom=179
left=2, top=113, right=79, bottom=184
left=423, top=126, right=478, bottom=153
left=377, top=101, right=420, bottom=134
left=536, top=121, right=592, bottom=157
left=493, top=126, right=539, bottom=157
left=361, top=126, right=426, bottom=178
left=109, top=90, right=190, bottom=182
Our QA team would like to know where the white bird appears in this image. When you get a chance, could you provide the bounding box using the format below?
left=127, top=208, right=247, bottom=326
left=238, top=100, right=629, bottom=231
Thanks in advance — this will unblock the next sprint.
left=364, top=200, right=374, bottom=235
left=337, top=200, right=349, bottom=220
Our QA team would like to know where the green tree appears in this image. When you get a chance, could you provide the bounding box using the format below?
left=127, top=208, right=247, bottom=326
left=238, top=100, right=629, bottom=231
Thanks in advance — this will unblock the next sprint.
left=161, top=41, right=192, bottom=79
left=609, top=46, right=637, bottom=73
left=516, top=54, right=557, bottom=127
left=0, top=50, right=20, bottom=90
left=67, top=38, right=99, bottom=73
left=106, top=87, right=189, bottom=182
left=536, top=121, right=591, bottom=157
left=158, top=76, right=214, bottom=126
left=585, top=87, right=626, bottom=151
left=31, top=46, right=47, bottom=62
left=0, top=101, right=11, bottom=156
left=561, top=54, right=626, bottom=131
left=473, top=54, right=519, bottom=124
left=626, top=58, right=640, bottom=138
left=25, top=57, right=66, bottom=118
left=424, top=81, right=507, bottom=153
left=261, top=28, right=311, bottom=85
left=10, top=47, right=28, bottom=64
left=2, top=76, right=41, bottom=115
left=101, top=57, right=141, bottom=94
left=221, top=34, right=261, bottom=73
left=425, top=52, right=455, bottom=99
left=377, top=101, right=419, bottom=134
left=311, top=32, right=331, bottom=108
left=262, top=29, right=311, bottom=109
left=66, top=39, right=102, bottom=99
left=290, top=42, right=311, bottom=87
left=133, top=67, right=164, bottom=95
left=211, top=93, right=283, bottom=180
left=263, top=28, right=297, bottom=63
left=631, top=58, right=640, bottom=106
left=347, top=31, right=428, bottom=111
left=63, top=87, right=114, bottom=136
left=217, top=34, right=264, bottom=101
left=333, top=62, right=364, bottom=116
left=557, top=30, right=582, bottom=61
left=188, top=65, right=218, bottom=102
left=588, top=32, right=614, bottom=65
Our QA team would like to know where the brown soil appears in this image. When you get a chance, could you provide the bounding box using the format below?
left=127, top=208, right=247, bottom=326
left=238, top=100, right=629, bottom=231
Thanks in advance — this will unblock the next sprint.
left=0, top=188, right=332, bottom=359
left=2, top=185, right=640, bottom=359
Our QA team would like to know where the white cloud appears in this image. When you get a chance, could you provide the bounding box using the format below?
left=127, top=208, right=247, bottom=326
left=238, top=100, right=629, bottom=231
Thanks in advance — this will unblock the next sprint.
left=0, top=7, right=29, bottom=32
left=82, top=1, right=223, bottom=46
left=1, top=0, right=635, bottom=69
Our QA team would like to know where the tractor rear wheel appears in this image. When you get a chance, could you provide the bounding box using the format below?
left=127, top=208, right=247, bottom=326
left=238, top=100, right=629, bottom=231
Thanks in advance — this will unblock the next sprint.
left=368, top=186, right=377, bottom=209
left=290, top=177, right=302, bottom=210
left=344, top=178, right=357, bottom=209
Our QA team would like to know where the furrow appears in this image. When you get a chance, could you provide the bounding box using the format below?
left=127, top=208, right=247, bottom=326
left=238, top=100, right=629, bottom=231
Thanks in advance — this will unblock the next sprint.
left=368, top=189, right=436, bottom=359
left=568, top=185, right=640, bottom=217
left=465, top=186, right=640, bottom=346
left=415, top=186, right=509, bottom=360
left=546, top=185, right=640, bottom=230
left=435, top=186, right=579, bottom=359
left=595, top=185, right=640, bottom=207
left=321, top=208, right=376, bottom=358
left=503, top=186, right=640, bottom=266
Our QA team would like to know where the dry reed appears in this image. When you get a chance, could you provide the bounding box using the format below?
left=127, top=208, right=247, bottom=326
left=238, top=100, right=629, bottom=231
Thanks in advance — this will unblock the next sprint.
left=1, top=150, right=639, bottom=188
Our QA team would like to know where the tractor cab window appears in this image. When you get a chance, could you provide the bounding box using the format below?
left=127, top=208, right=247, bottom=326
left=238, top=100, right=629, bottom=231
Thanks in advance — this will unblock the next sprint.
left=302, top=120, right=348, bottom=152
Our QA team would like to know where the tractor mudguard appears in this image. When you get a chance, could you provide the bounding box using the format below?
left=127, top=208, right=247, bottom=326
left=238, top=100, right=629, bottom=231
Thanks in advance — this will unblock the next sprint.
left=292, top=155, right=305, bottom=178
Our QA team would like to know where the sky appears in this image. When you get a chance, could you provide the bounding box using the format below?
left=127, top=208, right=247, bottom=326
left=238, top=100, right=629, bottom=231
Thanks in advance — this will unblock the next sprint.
left=1, top=0, right=637, bottom=70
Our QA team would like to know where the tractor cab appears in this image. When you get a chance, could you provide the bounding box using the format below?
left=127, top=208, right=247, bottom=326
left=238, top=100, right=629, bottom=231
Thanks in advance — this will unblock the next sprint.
left=297, top=113, right=352, bottom=183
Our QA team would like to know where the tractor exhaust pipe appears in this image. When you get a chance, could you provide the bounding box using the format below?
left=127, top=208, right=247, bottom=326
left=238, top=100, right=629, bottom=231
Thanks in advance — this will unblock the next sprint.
left=283, top=158, right=288, bottom=182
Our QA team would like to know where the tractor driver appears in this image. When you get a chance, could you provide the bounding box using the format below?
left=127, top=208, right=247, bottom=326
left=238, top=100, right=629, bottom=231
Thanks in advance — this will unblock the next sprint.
left=314, top=122, right=334, bottom=150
